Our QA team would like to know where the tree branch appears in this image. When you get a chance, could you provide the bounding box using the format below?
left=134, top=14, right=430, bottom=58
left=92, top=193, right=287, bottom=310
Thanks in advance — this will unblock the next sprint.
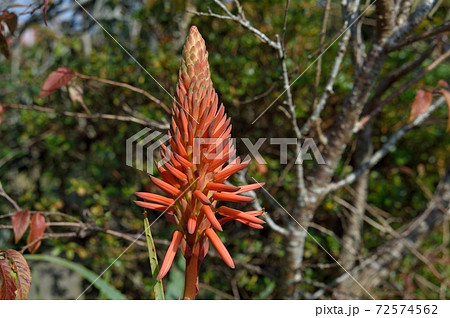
left=387, top=21, right=450, bottom=52
left=0, top=180, right=21, bottom=211
left=0, top=103, right=169, bottom=130
left=327, top=95, right=446, bottom=192
left=334, top=168, right=450, bottom=297
left=75, top=72, right=171, bottom=113
left=188, top=0, right=280, bottom=50
left=357, top=48, right=450, bottom=131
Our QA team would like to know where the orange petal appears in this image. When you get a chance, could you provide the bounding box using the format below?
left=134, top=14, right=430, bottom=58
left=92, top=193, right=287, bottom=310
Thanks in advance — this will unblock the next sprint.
left=208, top=154, right=230, bottom=172
left=157, top=164, right=181, bottom=188
left=157, top=231, right=183, bottom=280
left=151, top=176, right=182, bottom=197
left=205, top=228, right=234, bottom=269
left=193, top=190, right=211, bottom=205
left=165, top=163, right=188, bottom=182
left=233, top=183, right=265, bottom=194
left=206, top=183, right=240, bottom=192
left=218, top=210, right=262, bottom=224
left=134, top=201, right=175, bottom=214
left=174, top=153, right=193, bottom=168
left=217, top=206, right=265, bottom=224
left=219, top=216, right=264, bottom=229
left=187, top=215, right=197, bottom=234
left=213, top=162, right=249, bottom=182
left=201, top=205, right=223, bottom=232
left=199, top=237, right=209, bottom=261
left=135, top=192, right=174, bottom=205
left=169, top=152, right=183, bottom=170
left=212, top=192, right=254, bottom=203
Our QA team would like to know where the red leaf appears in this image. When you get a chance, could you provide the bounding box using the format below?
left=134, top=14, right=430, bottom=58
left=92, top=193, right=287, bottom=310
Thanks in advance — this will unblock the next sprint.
left=409, top=89, right=432, bottom=122
left=0, top=105, right=4, bottom=126
left=4, top=250, right=31, bottom=299
left=27, top=213, right=46, bottom=254
left=5, top=12, right=18, bottom=35
left=38, top=68, right=75, bottom=98
left=11, top=210, right=30, bottom=243
left=0, top=32, right=9, bottom=59
left=43, top=0, right=50, bottom=26
left=0, top=249, right=31, bottom=300
left=437, top=80, right=449, bottom=89
left=440, top=89, right=450, bottom=131
left=0, top=257, right=16, bottom=300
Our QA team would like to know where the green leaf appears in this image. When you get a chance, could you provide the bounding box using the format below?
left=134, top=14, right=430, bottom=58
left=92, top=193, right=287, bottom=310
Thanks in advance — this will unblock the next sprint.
left=25, top=254, right=126, bottom=300
left=144, top=214, right=165, bottom=300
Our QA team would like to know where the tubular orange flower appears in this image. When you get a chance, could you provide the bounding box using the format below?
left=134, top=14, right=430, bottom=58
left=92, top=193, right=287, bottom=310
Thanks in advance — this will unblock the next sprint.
left=135, top=26, right=264, bottom=300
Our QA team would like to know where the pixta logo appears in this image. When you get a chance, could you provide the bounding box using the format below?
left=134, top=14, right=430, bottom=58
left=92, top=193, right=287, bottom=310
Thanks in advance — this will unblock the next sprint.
left=126, top=128, right=170, bottom=174
left=126, top=128, right=326, bottom=174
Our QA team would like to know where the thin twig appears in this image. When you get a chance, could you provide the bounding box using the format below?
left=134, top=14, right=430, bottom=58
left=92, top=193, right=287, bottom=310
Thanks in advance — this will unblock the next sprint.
left=281, top=0, right=290, bottom=48
left=0, top=181, right=21, bottom=211
left=300, top=0, right=358, bottom=135
left=357, top=48, right=450, bottom=130
left=20, top=232, right=79, bottom=253
left=0, top=129, right=53, bottom=169
left=188, top=0, right=280, bottom=50
left=311, top=0, right=332, bottom=109
left=0, top=103, right=169, bottom=130
left=327, top=96, right=446, bottom=192
left=75, top=72, right=171, bottom=113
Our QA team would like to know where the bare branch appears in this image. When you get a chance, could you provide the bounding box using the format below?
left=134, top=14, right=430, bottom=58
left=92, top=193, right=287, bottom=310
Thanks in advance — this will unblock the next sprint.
left=376, top=0, right=397, bottom=40
left=75, top=72, right=171, bottom=113
left=188, top=0, right=280, bottom=50
left=0, top=103, right=169, bottom=130
left=301, top=0, right=362, bottom=136
left=234, top=172, right=289, bottom=236
left=0, top=129, right=54, bottom=169
left=281, top=0, right=291, bottom=48
left=301, top=29, right=352, bottom=135
left=327, top=96, right=446, bottom=192
left=357, top=48, right=450, bottom=130
left=311, top=0, right=332, bottom=112
left=334, top=168, right=450, bottom=297
left=0, top=181, right=21, bottom=211
left=20, top=233, right=79, bottom=253
left=276, top=35, right=307, bottom=210
left=387, top=21, right=450, bottom=52
left=387, top=0, right=441, bottom=48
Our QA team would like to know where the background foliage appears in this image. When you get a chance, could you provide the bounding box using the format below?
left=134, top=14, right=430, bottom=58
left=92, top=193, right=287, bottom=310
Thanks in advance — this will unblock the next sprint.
left=0, top=0, right=449, bottom=299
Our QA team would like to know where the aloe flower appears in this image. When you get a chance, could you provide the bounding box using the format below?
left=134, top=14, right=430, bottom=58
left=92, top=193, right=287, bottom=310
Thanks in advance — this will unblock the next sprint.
left=135, top=26, right=264, bottom=299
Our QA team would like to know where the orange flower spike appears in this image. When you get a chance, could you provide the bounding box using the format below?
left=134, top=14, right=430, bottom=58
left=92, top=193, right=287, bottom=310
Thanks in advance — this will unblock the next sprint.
left=135, top=26, right=264, bottom=299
